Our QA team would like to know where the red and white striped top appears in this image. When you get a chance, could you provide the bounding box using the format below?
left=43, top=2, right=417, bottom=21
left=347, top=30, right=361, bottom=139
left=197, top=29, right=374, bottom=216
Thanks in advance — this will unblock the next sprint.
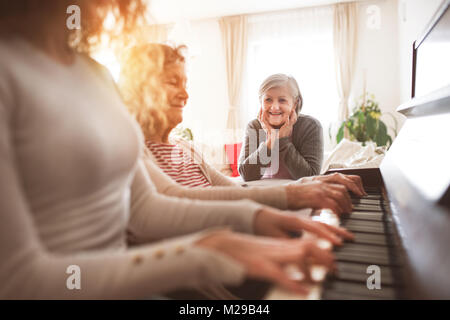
left=147, top=142, right=212, bottom=188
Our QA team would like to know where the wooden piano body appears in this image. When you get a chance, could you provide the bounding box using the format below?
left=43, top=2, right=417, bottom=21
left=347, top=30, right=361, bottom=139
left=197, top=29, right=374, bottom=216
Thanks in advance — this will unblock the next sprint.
left=264, top=96, right=450, bottom=300
left=325, top=0, right=450, bottom=299
left=266, top=1, right=450, bottom=299
left=326, top=131, right=450, bottom=300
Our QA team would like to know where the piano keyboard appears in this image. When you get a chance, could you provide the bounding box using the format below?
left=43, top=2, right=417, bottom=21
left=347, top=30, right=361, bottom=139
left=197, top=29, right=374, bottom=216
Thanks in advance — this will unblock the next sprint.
left=264, top=187, right=405, bottom=300
left=321, top=187, right=404, bottom=300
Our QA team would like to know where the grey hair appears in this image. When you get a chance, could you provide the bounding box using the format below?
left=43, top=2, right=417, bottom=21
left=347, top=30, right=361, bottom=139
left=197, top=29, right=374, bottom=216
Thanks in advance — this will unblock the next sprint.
left=258, top=73, right=303, bottom=113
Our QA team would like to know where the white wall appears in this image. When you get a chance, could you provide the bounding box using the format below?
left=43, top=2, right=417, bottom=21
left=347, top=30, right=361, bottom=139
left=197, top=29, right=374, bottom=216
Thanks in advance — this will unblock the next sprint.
left=352, top=0, right=402, bottom=139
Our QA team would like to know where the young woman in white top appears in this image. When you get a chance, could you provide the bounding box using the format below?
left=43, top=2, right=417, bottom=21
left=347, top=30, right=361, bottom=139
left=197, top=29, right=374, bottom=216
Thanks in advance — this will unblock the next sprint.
left=119, top=43, right=366, bottom=215
left=0, top=0, right=348, bottom=299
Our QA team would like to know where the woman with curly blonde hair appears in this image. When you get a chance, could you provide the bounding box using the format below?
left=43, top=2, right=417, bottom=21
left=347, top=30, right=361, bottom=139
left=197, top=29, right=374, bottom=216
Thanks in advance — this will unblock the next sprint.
left=0, top=0, right=346, bottom=299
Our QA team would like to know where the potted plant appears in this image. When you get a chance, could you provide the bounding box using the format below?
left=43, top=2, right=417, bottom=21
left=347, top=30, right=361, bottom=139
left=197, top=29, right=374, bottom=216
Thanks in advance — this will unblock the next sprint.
left=336, top=93, right=393, bottom=148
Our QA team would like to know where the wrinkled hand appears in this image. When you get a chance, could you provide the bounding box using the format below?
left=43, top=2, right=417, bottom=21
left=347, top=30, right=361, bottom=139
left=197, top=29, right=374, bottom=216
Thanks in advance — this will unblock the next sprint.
left=253, top=207, right=354, bottom=245
left=279, top=109, right=297, bottom=139
left=196, top=230, right=336, bottom=294
left=285, top=181, right=354, bottom=215
left=299, top=173, right=367, bottom=197
left=258, top=108, right=276, bottom=149
left=258, top=108, right=274, bottom=135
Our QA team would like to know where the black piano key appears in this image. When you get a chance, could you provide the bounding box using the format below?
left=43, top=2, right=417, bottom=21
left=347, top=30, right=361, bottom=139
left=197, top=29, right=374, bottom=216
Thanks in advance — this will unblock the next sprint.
left=364, top=191, right=382, bottom=196
left=336, top=246, right=400, bottom=266
left=335, top=245, right=390, bottom=257
left=365, top=191, right=381, bottom=195
left=330, top=262, right=395, bottom=286
left=342, top=219, right=392, bottom=233
left=335, top=261, right=394, bottom=278
left=351, top=210, right=384, bottom=217
left=323, top=281, right=397, bottom=299
left=342, top=219, right=385, bottom=228
left=343, top=211, right=384, bottom=221
left=352, top=232, right=390, bottom=246
left=360, top=194, right=383, bottom=200
left=352, top=204, right=383, bottom=212
left=362, top=194, right=383, bottom=199
left=342, top=222, right=391, bottom=235
left=335, top=251, right=392, bottom=266
left=335, top=243, right=390, bottom=256
left=351, top=198, right=381, bottom=205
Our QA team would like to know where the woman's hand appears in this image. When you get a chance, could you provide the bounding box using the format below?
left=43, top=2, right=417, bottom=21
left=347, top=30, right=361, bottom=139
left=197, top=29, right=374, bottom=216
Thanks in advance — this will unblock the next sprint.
left=278, top=109, right=297, bottom=139
left=258, top=108, right=276, bottom=149
left=195, top=230, right=336, bottom=294
left=253, top=207, right=354, bottom=245
left=299, top=173, right=367, bottom=197
left=285, top=181, right=354, bottom=215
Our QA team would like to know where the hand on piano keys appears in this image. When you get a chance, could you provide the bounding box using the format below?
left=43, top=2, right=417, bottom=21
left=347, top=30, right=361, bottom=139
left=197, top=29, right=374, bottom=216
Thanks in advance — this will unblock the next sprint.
left=253, top=207, right=354, bottom=245
left=264, top=208, right=343, bottom=300
left=298, top=173, right=367, bottom=198
left=285, top=173, right=366, bottom=215
left=265, top=187, right=403, bottom=300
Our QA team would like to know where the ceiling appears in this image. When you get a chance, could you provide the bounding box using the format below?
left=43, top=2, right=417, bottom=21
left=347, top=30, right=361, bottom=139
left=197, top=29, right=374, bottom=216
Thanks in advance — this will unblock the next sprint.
left=148, top=0, right=357, bottom=24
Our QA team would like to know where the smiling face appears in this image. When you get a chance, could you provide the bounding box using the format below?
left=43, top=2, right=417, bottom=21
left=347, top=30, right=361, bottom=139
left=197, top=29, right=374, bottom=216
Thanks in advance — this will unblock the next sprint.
left=261, top=86, right=295, bottom=128
left=160, top=61, right=189, bottom=127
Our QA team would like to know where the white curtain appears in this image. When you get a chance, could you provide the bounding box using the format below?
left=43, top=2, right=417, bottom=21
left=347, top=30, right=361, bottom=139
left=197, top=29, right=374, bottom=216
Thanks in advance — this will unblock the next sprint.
left=333, top=2, right=358, bottom=122
left=219, top=15, right=248, bottom=143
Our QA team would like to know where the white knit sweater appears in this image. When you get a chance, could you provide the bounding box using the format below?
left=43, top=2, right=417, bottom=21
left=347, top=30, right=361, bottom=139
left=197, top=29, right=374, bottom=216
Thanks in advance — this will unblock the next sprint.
left=0, top=37, right=263, bottom=299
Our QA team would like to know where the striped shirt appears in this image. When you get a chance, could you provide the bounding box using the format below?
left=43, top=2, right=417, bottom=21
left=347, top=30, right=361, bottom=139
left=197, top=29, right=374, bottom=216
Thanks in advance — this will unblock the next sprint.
left=147, top=142, right=212, bottom=188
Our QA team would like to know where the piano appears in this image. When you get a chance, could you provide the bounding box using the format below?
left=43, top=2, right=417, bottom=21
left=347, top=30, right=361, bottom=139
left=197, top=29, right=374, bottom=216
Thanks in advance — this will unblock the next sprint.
left=265, top=0, right=450, bottom=300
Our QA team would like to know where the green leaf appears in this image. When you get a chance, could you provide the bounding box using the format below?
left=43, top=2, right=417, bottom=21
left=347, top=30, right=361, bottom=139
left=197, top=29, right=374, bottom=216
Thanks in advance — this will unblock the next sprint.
left=347, top=121, right=356, bottom=139
left=375, top=121, right=388, bottom=146
left=366, top=116, right=376, bottom=139
left=184, top=128, right=194, bottom=141
left=357, top=111, right=365, bottom=123
left=172, top=126, right=194, bottom=141
left=336, top=123, right=345, bottom=143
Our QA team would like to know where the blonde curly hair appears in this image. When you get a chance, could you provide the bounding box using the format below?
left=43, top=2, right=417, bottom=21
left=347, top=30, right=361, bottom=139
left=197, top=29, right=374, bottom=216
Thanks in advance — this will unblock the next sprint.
left=118, top=43, right=187, bottom=141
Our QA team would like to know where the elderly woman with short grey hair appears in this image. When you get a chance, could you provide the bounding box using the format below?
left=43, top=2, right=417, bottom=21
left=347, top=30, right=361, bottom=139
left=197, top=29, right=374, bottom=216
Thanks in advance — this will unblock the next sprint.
left=238, top=73, right=324, bottom=181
